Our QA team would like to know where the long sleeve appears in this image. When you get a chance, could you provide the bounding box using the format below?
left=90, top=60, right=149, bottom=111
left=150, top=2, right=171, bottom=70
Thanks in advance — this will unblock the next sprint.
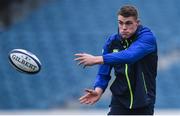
left=103, top=33, right=157, bottom=65
left=93, top=35, right=114, bottom=91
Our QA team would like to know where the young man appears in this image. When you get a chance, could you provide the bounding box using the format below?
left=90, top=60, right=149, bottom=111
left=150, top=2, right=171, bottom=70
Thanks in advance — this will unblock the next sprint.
left=75, top=5, right=158, bottom=115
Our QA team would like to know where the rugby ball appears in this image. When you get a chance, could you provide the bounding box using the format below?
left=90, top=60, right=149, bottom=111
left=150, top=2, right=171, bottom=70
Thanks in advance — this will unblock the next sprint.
left=9, top=49, right=41, bottom=74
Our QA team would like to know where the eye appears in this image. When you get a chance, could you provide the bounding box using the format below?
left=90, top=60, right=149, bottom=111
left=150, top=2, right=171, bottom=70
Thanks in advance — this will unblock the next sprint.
left=118, top=21, right=123, bottom=25
left=125, top=21, right=133, bottom=25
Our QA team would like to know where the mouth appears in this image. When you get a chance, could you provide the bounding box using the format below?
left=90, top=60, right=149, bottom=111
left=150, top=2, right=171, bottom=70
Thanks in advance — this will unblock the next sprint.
left=122, top=33, right=129, bottom=36
left=121, top=32, right=131, bottom=38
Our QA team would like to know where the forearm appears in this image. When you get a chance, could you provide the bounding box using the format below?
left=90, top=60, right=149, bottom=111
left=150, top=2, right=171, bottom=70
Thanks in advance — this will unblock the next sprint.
left=102, top=51, right=132, bottom=65
left=103, top=43, right=156, bottom=65
left=102, top=35, right=156, bottom=65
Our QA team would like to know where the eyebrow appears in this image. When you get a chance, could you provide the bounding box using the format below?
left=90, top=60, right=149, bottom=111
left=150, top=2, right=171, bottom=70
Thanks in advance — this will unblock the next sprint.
left=118, top=20, right=133, bottom=23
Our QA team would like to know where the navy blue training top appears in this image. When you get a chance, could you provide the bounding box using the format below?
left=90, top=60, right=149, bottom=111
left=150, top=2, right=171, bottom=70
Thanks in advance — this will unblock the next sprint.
left=94, top=25, right=158, bottom=109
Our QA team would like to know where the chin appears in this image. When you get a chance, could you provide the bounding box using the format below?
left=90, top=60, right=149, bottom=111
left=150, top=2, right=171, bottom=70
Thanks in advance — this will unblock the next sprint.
left=122, top=34, right=133, bottom=39
left=122, top=36, right=129, bottom=39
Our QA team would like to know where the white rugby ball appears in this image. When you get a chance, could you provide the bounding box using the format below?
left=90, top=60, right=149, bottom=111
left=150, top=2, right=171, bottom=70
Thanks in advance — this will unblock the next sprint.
left=9, top=49, right=41, bottom=74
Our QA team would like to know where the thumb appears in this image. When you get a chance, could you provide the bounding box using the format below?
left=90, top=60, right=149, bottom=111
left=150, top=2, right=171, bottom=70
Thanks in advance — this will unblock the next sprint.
left=85, top=89, right=97, bottom=95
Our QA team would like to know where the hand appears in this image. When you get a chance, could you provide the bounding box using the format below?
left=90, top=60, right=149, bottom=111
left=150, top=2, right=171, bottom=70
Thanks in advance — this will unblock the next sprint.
left=79, top=88, right=103, bottom=105
left=74, top=53, right=103, bottom=68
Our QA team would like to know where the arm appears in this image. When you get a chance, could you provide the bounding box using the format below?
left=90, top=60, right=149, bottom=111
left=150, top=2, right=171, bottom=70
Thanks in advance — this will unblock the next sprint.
left=103, top=34, right=157, bottom=65
left=93, top=35, right=113, bottom=92
left=77, top=35, right=113, bottom=105
left=75, top=34, right=157, bottom=66
left=78, top=64, right=112, bottom=105
left=94, top=64, right=112, bottom=92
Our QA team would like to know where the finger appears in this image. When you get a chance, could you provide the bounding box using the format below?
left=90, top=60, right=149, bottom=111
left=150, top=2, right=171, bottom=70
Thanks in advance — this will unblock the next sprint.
left=79, top=96, right=86, bottom=101
left=79, top=96, right=88, bottom=104
left=74, top=53, right=85, bottom=57
left=79, top=94, right=89, bottom=101
left=84, top=100, right=91, bottom=104
left=85, top=89, right=94, bottom=94
left=78, top=60, right=86, bottom=66
left=80, top=98, right=88, bottom=104
left=83, top=65, right=87, bottom=69
left=85, top=89, right=97, bottom=95
left=74, top=57, right=84, bottom=61
left=82, top=63, right=89, bottom=68
left=90, top=101, right=95, bottom=105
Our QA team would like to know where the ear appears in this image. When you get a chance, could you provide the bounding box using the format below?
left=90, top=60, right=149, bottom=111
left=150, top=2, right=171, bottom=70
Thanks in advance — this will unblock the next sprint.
left=136, top=19, right=140, bottom=25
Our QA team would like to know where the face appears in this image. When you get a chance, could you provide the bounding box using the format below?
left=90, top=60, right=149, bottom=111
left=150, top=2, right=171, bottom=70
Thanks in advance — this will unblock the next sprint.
left=118, top=15, right=139, bottom=39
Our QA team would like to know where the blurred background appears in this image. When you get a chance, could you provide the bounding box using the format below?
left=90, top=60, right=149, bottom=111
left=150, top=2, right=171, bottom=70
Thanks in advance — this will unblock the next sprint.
left=0, top=0, right=180, bottom=115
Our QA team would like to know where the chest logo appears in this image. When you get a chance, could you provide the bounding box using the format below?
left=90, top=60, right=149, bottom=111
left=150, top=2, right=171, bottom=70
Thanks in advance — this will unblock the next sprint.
left=113, top=49, right=119, bottom=53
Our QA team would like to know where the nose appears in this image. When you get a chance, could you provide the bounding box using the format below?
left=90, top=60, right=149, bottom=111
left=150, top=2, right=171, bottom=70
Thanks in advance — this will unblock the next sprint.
left=122, top=24, right=127, bottom=30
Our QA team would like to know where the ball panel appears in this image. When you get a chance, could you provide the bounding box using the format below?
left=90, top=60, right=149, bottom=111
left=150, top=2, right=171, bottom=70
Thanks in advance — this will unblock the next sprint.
left=11, top=49, right=41, bottom=65
left=9, top=49, right=41, bottom=74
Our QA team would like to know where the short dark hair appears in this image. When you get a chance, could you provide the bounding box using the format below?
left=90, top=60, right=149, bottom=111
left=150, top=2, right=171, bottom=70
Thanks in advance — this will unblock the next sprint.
left=117, top=5, right=138, bottom=19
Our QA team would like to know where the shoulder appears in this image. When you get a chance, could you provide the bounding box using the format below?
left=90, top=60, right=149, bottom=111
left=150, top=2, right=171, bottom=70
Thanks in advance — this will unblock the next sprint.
left=102, top=33, right=119, bottom=54
left=137, top=25, right=155, bottom=38
left=105, top=33, right=119, bottom=44
left=136, top=25, right=157, bottom=43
